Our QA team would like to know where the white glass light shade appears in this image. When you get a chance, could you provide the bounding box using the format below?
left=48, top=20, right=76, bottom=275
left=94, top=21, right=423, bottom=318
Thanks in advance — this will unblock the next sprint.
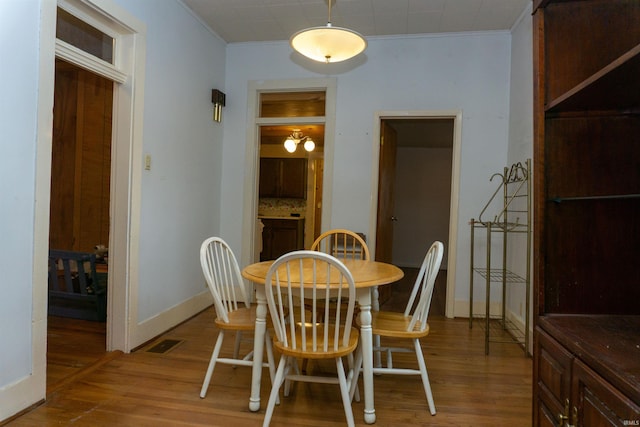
left=304, top=138, right=315, bottom=152
left=284, top=137, right=297, bottom=153
left=290, top=24, right=367, bottom=63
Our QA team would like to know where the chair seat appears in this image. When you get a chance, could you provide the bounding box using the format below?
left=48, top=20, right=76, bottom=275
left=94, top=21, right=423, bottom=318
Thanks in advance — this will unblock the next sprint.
left=274, top=326, right=359, bottom=360
left=214, top=305, right=258, bottom=331
left=367, top=311, right=430, bottom=339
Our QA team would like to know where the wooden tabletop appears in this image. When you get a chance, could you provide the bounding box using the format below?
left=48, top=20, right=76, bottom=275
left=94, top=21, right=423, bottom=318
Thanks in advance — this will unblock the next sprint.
left=242, top=258, right=404, bottom=289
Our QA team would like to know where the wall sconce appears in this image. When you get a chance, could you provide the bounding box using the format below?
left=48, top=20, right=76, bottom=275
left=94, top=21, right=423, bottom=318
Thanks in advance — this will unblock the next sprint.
left=211, top=89, right=226, bottom=122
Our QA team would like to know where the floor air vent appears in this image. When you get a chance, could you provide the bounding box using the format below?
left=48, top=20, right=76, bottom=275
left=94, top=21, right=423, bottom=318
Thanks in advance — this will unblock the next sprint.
left=146, top=339, right=183, bottom=354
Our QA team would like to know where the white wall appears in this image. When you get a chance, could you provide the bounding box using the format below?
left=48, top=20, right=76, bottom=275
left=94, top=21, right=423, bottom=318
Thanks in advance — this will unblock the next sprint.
left=506, top=4, right=534, bottom=345
left=508, top=4, right=534, bottom=167
left=222, top=32, right=514, bottom=316
left=1, top=0, right=55, bottom=419
left=0, top=0, right=226, bottom=419
left=0, top=0, right=39, bottom=388
left=110, top=0, right=226, bottom=325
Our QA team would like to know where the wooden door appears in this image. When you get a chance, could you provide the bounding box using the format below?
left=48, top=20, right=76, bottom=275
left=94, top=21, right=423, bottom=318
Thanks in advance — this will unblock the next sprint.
left=375, top=120, right=397, bottom=263
left=375, top=121, right=398, bottom=305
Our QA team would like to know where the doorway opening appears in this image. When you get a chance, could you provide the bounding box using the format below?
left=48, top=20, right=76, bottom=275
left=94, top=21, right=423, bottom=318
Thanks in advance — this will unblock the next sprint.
left=242, top=78, right=336, bottom=275
left=249, top=87, right=334, bottom=266
left=373, top=112, right=462, bottom=318
left=46, top=0, right=146, bottom=362
left=47, top=58, right=113, bottom=391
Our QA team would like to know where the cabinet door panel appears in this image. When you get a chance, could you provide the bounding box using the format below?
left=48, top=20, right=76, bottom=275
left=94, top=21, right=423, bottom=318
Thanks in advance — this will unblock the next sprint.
left=535, top=328, right=573, bottom=427
left=280, top=158, right=307, bottom=198
left=259, top=158, right=279, bottom=198
left=260, top=219, right=303, bottom=261
left=536, top=404, right=559, bottom=427
left=259, top=158, right=307, bottom=199
left=270, top=227, right=298, bottom=259
left=572, top=359, right=640, bottom=426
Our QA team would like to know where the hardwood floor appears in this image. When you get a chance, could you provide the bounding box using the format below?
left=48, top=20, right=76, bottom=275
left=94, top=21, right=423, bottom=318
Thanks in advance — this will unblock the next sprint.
left=45, top=315, right=109, bottom=395
left=8, top=294, right=532, bottom=426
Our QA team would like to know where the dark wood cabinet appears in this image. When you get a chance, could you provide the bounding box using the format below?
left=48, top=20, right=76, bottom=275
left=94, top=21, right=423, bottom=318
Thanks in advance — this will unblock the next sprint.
left=535, top=320, right=640, bottom=427
left=535, top=327, right=573, bottom=427
left=532, top=1, right=640, bottom=425
left=259, top=158, right=307, bottom=199
left=260, top=218, right=305, bottom=261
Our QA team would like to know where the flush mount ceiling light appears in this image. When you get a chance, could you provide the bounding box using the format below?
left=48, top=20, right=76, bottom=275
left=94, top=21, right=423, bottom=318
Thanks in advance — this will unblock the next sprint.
left=290, top=0, right=367, bottom=63
left=284, top=130, right=315, bottom=153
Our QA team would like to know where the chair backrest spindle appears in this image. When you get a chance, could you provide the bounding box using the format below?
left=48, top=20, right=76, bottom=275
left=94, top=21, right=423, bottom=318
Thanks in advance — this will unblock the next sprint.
left=200, top=237, right=248, bottom=324
left=266, top=250, right=356, bottom=355
left=405, top=241, right=444, bottom=332
left=311, top=229, right=370, bottom=261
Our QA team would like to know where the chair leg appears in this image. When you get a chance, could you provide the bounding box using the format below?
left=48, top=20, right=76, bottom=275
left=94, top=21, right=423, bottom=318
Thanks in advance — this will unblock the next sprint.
left=336, top=357, right=355, bottom=427
left=349, top=345, right=363, bottom=402
left=284, top=358, right=300, bottom=397
left=200, top=331, right=225, bottom=398
left=413, top=339, right=436, bottom=415
left=371, top=287, right=382, bottom=369
left=264, top=330, right=280, bottom=406
left=233, top=331, right=242, bottom=361
left=263, top=356, right=288, bottom=427
left=346, top=352, right=360, bottom=402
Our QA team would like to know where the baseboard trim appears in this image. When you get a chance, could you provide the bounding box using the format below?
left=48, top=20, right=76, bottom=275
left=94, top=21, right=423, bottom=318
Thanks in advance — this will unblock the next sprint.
left=130, top=290, right=212, bottom=350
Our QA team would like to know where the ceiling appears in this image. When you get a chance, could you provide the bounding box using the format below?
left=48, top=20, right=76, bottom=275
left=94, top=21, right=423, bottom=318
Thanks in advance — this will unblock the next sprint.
left=182, top=0, right=530, bottom=44
left=187, top=1, right=528, bottom=150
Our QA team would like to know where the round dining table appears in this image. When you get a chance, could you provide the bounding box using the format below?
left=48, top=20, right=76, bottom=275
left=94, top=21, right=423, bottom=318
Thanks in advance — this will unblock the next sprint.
left=242, top=258, right=403, bottom=424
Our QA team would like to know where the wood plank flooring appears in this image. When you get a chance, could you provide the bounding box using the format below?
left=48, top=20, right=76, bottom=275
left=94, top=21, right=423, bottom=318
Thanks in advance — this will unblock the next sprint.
left=45, top=315, right=109, bottom=394
left=7, top=272, right=532, bottom=426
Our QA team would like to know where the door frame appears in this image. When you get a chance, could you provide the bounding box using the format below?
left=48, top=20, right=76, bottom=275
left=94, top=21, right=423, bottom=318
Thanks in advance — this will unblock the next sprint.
left=241, top=78, right=337, bottom=273
left=18, top=0, right=145, bottom=416
left=369, top=110, right=462, bottom=318
left=46, top=0, right=145, bottom=353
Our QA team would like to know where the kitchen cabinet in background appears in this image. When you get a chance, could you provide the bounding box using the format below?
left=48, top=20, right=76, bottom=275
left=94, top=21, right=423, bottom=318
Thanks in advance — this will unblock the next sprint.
left=260, top=218, right=305, bottom=261
left=259, top=158, right=307, bottom=199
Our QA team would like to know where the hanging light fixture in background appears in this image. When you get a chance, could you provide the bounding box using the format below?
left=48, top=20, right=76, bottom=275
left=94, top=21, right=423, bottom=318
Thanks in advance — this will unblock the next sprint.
left=284, top=130, right=314, bottom=153
left=290, top=0, right=367, bottom=63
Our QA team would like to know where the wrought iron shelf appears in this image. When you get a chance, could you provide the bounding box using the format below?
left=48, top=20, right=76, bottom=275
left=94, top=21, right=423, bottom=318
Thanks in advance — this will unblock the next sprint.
left=472, top=268, right=527, bottom=284
left=469, top=159, right=531, bottom=356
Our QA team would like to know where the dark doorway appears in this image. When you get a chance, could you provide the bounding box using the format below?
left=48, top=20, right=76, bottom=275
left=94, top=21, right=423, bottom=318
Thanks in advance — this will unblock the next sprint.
left=47, top=59, right=112, bottom=392
left=375, top=117, right=454, bottom=314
